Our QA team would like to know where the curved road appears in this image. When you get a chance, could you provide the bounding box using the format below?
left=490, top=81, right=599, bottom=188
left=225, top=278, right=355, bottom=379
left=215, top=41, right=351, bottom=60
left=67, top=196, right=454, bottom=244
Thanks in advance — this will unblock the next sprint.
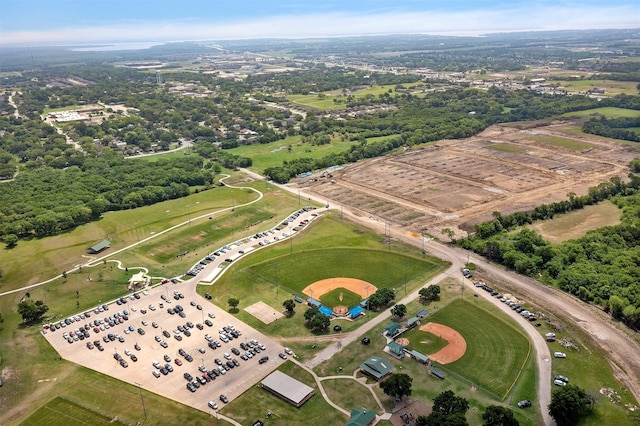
left=242, top=168, right=640, bottom=425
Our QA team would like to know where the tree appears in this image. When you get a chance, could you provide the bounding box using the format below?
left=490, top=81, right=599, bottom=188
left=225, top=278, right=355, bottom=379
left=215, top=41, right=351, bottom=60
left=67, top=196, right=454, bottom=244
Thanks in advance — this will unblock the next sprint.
left=283, top=299, right=295, bottom=316
left=310, top=314, right=330, bottom=331
left=482, top=406, right=519, bottom=426
left=391, top=303, right=407, bottom=319
left=419, top=285, right=441, bottom=302
left=304, top=307, right=318, bottom=322
left=3, top=233, right=18, bottom=248
left=380, top=373, right=413, bottom=400
left=548, top=385, right=593, bottom=426
left=18, top=299, right=49, bottom=323
left=433, top=390, right=469, bottom=416
left=422, top=412, right=468, bottom=426
left=367, top=288, right=395, bottom=309
left=227, top=298, right=240, bottom=313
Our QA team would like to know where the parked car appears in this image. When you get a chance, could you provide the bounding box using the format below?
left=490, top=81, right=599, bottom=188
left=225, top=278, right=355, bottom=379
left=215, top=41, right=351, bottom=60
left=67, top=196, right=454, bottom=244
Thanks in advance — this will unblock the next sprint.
left=554, top=352, right=567, bottom=358
left=517, top=400, right=532, bottom=408
left=220, top=394, right=229, bottom=403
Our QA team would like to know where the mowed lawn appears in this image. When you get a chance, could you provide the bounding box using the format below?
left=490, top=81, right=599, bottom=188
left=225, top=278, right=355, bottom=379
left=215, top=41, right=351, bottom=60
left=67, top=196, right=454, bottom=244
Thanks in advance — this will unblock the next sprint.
left=245, top=248, right=436, bottom=295
left=22, top=397, right=123, bottom=426
left=561, top=107, right=640, bottom=119
left=427, top=299, right=531, bottom=399
left=221, top=361, right=348, bottom=425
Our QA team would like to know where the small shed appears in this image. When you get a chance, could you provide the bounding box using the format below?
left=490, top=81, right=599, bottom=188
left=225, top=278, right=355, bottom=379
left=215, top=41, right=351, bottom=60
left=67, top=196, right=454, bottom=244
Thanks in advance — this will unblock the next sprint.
left=88, top=240, right=110, bottom=254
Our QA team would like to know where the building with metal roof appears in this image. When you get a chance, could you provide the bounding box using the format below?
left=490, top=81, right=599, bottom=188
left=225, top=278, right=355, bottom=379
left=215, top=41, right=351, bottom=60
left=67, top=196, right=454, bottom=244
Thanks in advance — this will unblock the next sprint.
left=261, top=370, right=315, bottom=407
left=346, top=408, right=376, bottom=426
left=88, top=240, right=110, bottom=254
left=359, top=356, right=393, bottom=381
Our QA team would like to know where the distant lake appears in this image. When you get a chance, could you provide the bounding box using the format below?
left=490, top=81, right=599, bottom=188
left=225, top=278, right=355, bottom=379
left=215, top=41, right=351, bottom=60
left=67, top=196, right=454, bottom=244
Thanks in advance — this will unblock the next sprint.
left=71, top=42, right=164, bottom=51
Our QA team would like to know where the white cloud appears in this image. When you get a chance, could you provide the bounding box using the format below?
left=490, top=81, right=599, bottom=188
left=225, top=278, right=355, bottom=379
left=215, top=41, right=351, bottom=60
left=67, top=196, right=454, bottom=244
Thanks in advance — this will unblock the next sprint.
left=1, top=6, right=638, bottom=46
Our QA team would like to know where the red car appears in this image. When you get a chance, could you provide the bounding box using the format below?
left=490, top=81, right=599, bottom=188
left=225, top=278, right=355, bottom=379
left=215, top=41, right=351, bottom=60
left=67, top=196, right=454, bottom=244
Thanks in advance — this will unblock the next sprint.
left=174, top=358, right=183, bottom=366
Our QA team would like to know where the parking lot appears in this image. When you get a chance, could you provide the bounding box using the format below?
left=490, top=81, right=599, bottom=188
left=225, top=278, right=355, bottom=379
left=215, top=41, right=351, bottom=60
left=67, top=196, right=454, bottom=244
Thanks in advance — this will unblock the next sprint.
left=43, top=282, right=287, bottom=413
left=42, top=207, right=321, bottom=413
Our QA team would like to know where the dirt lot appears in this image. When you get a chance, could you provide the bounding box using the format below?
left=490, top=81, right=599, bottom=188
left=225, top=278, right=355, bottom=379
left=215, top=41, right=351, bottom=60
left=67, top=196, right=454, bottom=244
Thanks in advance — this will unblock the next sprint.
left=299, top=122, right=639, bottom=239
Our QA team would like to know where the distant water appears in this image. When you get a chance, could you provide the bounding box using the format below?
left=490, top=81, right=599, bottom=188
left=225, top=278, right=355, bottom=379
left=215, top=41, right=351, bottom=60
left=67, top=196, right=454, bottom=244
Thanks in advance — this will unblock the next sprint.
left=71, top=42, right=164, bottom=52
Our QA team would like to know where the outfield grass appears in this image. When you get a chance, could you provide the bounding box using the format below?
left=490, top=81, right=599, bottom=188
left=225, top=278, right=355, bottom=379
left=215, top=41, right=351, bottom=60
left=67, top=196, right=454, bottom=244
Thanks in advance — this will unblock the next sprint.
left=530, top=201, right=621, bottom=244
left=198, top=213, right=448, bottom=339
left=221, top=361, right=348, bottom=425
left=426, top=299, right=531, bottom=399
left=320, top=288, right=362, bottom=309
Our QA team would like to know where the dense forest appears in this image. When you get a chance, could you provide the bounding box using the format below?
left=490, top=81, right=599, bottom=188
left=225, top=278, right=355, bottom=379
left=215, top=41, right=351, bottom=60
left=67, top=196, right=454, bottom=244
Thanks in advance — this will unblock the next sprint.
left=457, top=168, right=640, bottom=329
left=0, top=154, right=212, bottom=241
left=582, top=115, right=640, bottom=142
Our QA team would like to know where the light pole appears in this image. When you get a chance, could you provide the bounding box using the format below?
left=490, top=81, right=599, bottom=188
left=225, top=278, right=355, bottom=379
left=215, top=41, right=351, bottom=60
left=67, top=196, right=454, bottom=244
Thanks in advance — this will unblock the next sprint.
left=421, top=234, right=425, bottom=255
left=134, top=382, right=147, bottom=425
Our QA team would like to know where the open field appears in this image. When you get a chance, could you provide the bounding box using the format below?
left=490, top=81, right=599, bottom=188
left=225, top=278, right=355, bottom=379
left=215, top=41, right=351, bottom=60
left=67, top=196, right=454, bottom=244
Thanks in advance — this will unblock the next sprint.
left=22, top=397, right=124, bottom=426
left=547, top=79, right=640, bottom=96
left=561, top=107, right=640, bottom=119
left=323, top=378, right=382, bottom=414
left=299, top=121, right=640, bottom=238
left=287, top=83, right=423, bottom=110
left=221, top=361, right=348, bottom=426
left=530, top=201, right=622, bottom=244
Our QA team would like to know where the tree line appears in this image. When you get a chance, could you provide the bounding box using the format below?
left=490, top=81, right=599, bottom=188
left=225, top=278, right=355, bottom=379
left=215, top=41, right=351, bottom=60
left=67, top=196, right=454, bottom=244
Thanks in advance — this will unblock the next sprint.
left=457, top=170, right=640, bottom=329
left=582, top=115, right=640, bottom=143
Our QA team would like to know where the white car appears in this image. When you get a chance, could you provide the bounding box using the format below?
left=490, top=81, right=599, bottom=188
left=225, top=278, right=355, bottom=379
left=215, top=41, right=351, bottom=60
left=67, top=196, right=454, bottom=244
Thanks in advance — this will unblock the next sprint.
left=208, top=401, right=218, bottom=410
left=554, top=352, right=567, bottom=358
left=554, top=379, right=567, bottom=387
left=284, top=347, right=293, bottom=355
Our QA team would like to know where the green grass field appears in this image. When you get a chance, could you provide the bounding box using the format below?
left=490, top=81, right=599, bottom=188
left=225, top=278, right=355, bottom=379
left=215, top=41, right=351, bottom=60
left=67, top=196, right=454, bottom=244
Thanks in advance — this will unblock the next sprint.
left=319, top=288, right=362, bottom=309
left=561, top=107, right=640, bottom=119
left=530, top=201, right=621, bottom=244
left=22, top=397, right=123, bottom=426
left=323, top=378, right=383, bottom=414
left=547, top=79, right=639, bottom=96
left=221, top=361, right=348, bottom=425
left=427, top=299, right=531, bottom=399
left=486, top=143, right=525, bottom=153
left=529, top=135, right=594, bottom=151
left=400, top=327, right=448, bottom=354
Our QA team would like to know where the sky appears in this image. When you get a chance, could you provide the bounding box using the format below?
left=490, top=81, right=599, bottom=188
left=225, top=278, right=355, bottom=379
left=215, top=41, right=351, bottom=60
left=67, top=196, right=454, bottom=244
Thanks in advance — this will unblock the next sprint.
left=1, top=0, right=639, bottom=46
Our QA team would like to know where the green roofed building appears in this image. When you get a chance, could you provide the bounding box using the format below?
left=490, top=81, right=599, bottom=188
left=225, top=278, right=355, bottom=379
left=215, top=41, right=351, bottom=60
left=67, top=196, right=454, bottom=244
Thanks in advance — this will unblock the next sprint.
left=88, top=240, right=110, bottom=254
left=360, top=356, right=393, bottom=381
left=346, top=408, right=376, bottom=426
left=386, top=341, right=405, bottom=359
left=384, top=322, right=401, bottom=337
